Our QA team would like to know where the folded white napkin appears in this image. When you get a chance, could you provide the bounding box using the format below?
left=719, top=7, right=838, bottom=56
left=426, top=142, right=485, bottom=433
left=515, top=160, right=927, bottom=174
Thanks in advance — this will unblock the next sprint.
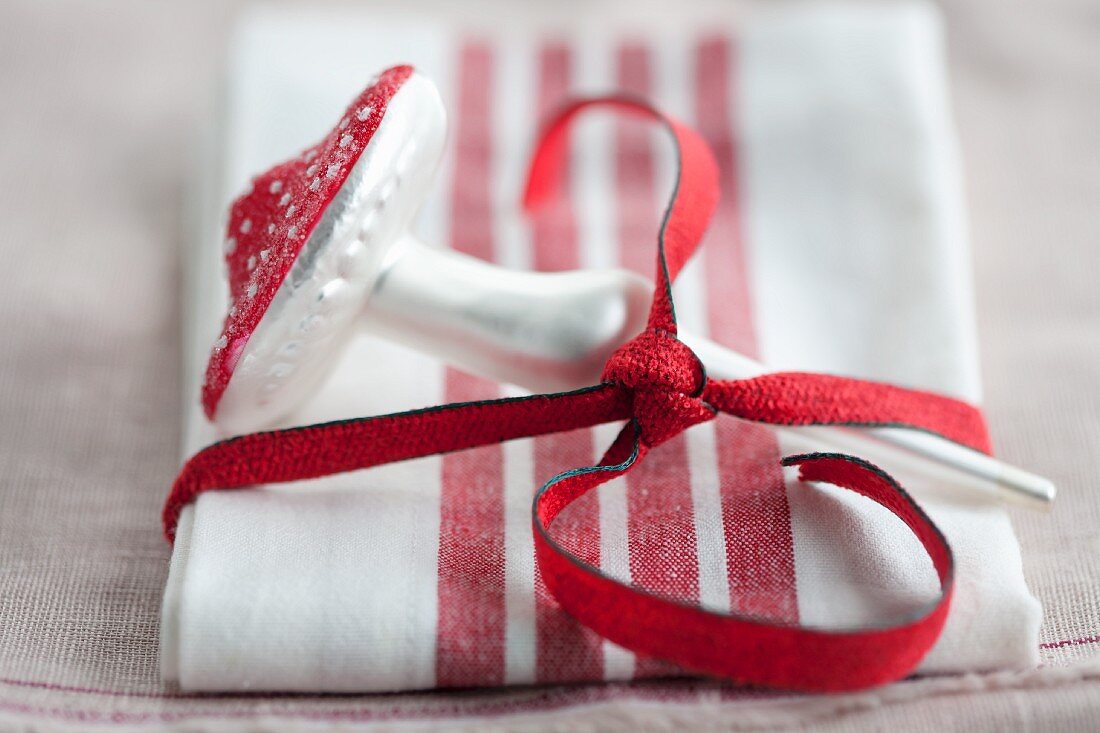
left=162, top=2, right=1041, bottom=692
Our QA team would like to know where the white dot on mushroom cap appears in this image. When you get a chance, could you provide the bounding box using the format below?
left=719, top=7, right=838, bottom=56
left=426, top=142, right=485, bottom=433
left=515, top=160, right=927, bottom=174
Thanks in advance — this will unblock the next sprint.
left=269, top=180, right=283, bottom=194
left=214, top=334, right=228, bottom=349
left=287, top=225, right=298, bottom=238
left=339, top=133, right=352, bottom=148
left=339, top=117, right=350, bottom=130
left=240, top=219, right=252, bottom=234
left=309, top=177, right=320, bottom=192
left=278, top=192, right=291, bottom=207
left=326, top=164, right=340, bottom=179
left=260, top=248, right=270, bottom=262
left=305, top=164, right=318, bottom=177
left=247, top=283, right=258, bottom=299
left=224, top=237, right=237, bottom=254
left=285, top=204, right=296, bottom=218
left=356, top=105, right=374, bottom=121
left=267, top=223, right=275, bottom=235
left=247, top=255, right=256, bottom=270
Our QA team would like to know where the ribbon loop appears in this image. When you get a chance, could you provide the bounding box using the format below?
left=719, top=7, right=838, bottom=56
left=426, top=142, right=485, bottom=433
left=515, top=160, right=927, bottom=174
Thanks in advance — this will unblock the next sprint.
left=602, top=328, right=713, bottom=446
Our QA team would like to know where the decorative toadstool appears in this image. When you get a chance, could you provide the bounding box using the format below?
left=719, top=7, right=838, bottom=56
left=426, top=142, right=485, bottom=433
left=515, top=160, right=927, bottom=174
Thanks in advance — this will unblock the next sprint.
left=201, top=66, right=1053, bottom=510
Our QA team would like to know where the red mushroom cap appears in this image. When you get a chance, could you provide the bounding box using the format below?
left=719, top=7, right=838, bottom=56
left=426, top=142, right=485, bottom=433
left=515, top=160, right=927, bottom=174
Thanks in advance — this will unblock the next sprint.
left=202, top=65, right=415, bottom=421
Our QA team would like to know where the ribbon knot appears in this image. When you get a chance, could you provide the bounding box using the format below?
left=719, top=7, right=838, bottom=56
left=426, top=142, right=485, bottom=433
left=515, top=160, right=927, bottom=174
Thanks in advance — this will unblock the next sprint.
left=601, top=328, right=714, bottom=446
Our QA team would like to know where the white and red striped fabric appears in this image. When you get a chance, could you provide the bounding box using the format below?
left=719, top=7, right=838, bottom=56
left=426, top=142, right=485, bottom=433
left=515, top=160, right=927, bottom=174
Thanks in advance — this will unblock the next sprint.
left=162, top=5, right=1040, bottom=692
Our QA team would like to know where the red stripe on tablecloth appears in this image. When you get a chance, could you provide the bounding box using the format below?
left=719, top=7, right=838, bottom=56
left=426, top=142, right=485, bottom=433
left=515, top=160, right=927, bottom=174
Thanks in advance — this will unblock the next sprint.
left=696, top=37, right=799, bottom=622
left=436, top=41, right=507, bottom=687
left=531, top=41, right=605, bottom=684
left=617, top=41, right=700, bottom=678
left=1039, top=636, right=1100, bottom=650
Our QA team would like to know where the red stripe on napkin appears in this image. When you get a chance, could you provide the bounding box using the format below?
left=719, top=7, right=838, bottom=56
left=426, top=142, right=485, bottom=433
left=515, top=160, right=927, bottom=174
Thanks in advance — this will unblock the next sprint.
left=616, top=42, right=700, bottom=678
left=531, top=42, right=606, bottom=684
left=696, top=37, right=799, bottom=622
left=436, top=42, right=507, bottom=687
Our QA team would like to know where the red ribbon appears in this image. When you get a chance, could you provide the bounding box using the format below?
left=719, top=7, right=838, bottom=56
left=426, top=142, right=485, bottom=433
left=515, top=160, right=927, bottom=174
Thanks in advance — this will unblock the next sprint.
left=165, top=97, right=992, bottom=692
